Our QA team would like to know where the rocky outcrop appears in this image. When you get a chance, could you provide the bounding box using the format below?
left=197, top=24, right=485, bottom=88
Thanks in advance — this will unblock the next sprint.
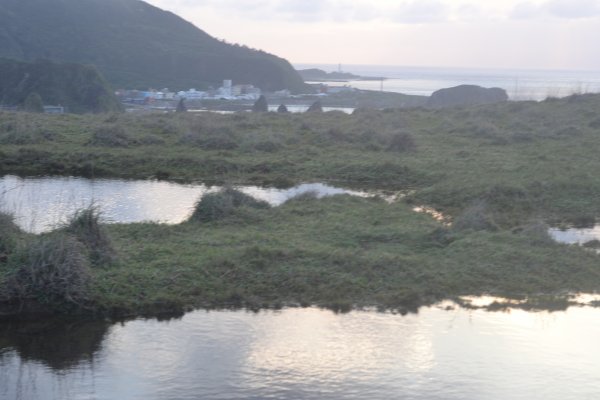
left=427, top=85, right=508, bottom=108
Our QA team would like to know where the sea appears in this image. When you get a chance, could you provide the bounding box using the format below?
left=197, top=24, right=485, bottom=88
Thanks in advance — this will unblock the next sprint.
left=295, top=64, right=600, bottom=101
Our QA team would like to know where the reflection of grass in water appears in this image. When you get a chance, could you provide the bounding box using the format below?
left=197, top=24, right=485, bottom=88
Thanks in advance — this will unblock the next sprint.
left=0, top=319, right=111, bottom=371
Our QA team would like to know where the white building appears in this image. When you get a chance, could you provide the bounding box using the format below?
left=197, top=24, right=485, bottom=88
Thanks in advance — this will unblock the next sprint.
left=178, top=89, right=207, bottom=100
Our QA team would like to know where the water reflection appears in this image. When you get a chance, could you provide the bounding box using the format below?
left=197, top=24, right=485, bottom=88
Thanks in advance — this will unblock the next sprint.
left=0, top=175, right=369, bottom=233
left=2, top=306, right=600, bottom=400
left=0, top=320, right=110, bottom=371
left=549, top=226, right=600, bottom=245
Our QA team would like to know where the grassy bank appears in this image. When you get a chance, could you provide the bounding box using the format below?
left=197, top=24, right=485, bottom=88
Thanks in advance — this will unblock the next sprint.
left=2, top=94, right=600, bottom=226
left=2, top=95, right=600, bottom=317
left=1, top=194, right=599, bottom=318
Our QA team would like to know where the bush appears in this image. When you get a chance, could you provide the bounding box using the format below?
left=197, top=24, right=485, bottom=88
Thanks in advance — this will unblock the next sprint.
left=387, top=132, right=417, bottom=152
left=179, top=128, right=238, bottom=150
left=63, top=206, right=116, bottom=266
left=518, top=221, right=553, bottom=246
left=453, top=200, right=498, bottom=232
left=3, top=235, right=91, bottom=307
left=0, top=211, right=20, bottom=256
left=139, top=135, right=166, bottom=146
left=189, top=188, right=270, bottom=223
left=253, top=139, right=282, bottom=153
left=89, top=125, right=135, bottom=147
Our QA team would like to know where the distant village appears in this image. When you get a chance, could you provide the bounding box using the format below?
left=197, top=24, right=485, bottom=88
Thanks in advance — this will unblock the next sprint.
left=116, top=80, right=357, bottom=111
left=0, top=80, right=360, bottom=115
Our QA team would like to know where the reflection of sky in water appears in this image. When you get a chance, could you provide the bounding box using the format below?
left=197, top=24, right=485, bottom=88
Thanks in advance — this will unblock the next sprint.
left=0, top=176, right=368, bottom=233
left=2, top=306, right=600, bottom=400
left=549, top=227, right=600, bottom=245
left=267, top=105, right=354, bottom=114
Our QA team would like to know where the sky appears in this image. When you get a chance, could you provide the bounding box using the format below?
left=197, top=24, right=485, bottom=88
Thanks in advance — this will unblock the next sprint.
left=144, top=0, right=600, bottom=71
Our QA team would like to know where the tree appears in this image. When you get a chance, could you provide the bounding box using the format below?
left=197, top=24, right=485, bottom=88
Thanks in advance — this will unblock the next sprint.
left=23, top=92, right=44, bottom=113
left=252, top=95, right=268, bottom=113
left=176, top=98, right=187, bottom=113
left=277, top=104, right=289, bottom=113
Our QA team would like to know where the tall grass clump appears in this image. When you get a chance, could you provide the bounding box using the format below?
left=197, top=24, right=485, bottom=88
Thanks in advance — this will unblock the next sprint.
left=452, top=200, right=499, bottom=232
left=387, top=132, right=417, bottom=152
left=0, top=211, right=20, bottom=257
left=2, top=235, right=91, bottom=308
left=63, top=206, right=116, bottom=266
left=189, top=188, right=270, bottom=223
left=88, top=125, right=136, bottom=147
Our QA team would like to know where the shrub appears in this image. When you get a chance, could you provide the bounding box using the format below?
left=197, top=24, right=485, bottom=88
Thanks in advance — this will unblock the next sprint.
left=387, top=132, right=417, bottom=152
left=89, top=125, right=135, bottom=147
left=179, top=127, right=238, bottom=150
left=583, top=240, right=600, bottom=249
left=63, top=206, right=116, bottom=266
left=189, top=188, right=270, bottom=223
left=0, top=211, right=20, bottom=256
left=518, top=221, right=553, bottom=246
left=453, top=200, right=498, bottom=232
left=3, top=235, right=91, bottom=307
left=139, top=134, right=165, bottom=145
left=589, top=118, right=600, bottom=129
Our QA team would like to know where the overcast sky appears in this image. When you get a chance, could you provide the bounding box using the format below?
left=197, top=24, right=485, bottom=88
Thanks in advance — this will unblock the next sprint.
left=145, top=0, right=600, bottom=71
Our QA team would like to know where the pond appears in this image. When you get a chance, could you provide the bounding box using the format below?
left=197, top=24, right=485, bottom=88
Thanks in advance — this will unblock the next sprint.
left=2, top=305, right=600, bottom=400
left=549, top=226, right=600, bottom=246
left=0, top=175, right=370, bottom=233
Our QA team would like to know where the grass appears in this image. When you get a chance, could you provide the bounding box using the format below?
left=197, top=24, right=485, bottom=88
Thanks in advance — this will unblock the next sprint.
left=189, top=188, right=270, bottom=223
left=2, top=95, right=600, bottom=226
left=1, top=194, right=597, bottom=318
left=2, top=95, right=600, bottom=317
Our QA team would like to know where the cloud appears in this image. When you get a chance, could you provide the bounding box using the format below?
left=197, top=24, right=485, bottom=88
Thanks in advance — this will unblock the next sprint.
left=148, top=0, right=455, bottom=24
left=510, top=0, right=600, bottom=20
left=392, top=0, right=450, bottom=24
left=545, top=0, right=600, bottom=18
left=510, top=2, right=540, bottom=19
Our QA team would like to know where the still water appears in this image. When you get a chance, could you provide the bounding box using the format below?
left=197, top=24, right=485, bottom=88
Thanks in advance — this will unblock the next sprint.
left=0, top=175, right=368, bottom=233
left=297, top=63, right=600, bottom=101
left=1, top=306, right=600, bottom=400
left=549, top=226, right=600, bottom=245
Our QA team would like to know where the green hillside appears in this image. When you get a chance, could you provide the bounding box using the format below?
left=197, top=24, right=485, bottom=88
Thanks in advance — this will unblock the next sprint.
left=0, top=58, right=122, bottom=113
left=0, top=0, right=308, bottom=93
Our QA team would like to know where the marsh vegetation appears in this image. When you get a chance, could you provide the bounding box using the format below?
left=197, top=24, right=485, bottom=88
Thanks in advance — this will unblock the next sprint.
left=2, top=94, right=600, bottom=317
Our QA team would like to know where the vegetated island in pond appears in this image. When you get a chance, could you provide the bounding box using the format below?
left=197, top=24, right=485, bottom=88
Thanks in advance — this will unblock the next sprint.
left=2, top=93, right=600, bottom=319
left=297, top=68, right=386, bottom=82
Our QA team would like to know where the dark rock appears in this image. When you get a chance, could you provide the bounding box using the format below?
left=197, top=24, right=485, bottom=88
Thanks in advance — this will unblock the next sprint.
left=277, top=104, right=289, bottom=113
left=427, top=85, right=508, bottom=108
